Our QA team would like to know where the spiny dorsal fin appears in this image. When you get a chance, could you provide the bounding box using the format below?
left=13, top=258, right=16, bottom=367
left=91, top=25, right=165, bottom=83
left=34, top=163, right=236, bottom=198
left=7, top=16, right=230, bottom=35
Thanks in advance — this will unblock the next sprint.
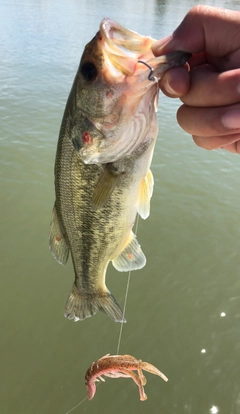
left=92, top=165, right=122, bottom=210
left=137, top=169, right=154, bottom=220
left=49, top=204, right=69, bottom=265
left=112, top=231, right=146, bottom=272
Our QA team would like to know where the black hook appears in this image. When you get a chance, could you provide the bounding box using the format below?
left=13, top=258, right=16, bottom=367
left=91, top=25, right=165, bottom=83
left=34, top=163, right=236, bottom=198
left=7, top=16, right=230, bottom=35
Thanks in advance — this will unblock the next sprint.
left=138, top=60, right=156, bottom=81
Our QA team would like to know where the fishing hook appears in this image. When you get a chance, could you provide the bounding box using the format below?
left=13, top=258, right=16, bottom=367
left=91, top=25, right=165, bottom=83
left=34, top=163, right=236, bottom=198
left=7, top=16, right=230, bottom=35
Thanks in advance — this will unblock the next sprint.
left=138, top=60, right=158, bottom=82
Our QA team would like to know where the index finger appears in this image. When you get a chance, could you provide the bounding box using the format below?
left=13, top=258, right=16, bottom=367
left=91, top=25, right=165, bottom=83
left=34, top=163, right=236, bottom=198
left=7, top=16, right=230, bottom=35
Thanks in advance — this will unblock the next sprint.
left=152, top=5, right=240, bottom=69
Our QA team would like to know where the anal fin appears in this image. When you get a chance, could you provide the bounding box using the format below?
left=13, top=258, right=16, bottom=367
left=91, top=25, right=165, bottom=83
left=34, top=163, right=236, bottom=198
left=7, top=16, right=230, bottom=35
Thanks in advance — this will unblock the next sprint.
left=112, top=231, right=146, bottom=272
left=49, top=204, right=69, bottom=265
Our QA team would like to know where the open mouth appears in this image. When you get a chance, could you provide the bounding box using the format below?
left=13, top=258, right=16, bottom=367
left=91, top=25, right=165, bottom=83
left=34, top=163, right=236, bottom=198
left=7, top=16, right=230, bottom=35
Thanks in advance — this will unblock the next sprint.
left=99, top=18, right=154, bottom=77
left=99, top=19, right=190, bottom=81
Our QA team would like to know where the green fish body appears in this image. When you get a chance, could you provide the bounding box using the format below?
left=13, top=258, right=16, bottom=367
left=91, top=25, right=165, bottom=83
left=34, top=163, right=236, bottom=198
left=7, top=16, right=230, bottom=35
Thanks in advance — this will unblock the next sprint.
left=49, top=19, right=190, bottom=322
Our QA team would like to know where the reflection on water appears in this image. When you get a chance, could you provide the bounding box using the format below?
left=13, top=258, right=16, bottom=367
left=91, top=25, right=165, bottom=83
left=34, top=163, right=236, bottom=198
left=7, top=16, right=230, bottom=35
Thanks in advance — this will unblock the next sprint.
left=1, top=0, right=240, bottom=413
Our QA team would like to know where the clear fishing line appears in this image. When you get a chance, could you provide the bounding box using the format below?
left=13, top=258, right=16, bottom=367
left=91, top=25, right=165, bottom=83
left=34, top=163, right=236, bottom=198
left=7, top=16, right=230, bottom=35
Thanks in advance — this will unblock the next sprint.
left=116, top=213, right=140, bottom=355
left=65, top=396, right=88, bottom=414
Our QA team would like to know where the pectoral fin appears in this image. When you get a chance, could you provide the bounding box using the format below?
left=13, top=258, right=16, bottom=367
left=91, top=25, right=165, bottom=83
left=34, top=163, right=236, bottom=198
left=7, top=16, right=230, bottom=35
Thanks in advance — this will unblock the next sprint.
left=49, top=205, right=69, bottom=265
left=112, top=231, right=146, bottom=272
left=137, top=169, right=154, bottom=219
left=92, top=164, right=122, bottom=209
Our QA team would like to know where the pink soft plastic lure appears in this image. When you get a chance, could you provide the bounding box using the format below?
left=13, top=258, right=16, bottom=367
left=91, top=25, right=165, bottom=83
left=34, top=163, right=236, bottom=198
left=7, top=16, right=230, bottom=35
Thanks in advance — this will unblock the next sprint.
left=85, top=354, right=168, bottom=401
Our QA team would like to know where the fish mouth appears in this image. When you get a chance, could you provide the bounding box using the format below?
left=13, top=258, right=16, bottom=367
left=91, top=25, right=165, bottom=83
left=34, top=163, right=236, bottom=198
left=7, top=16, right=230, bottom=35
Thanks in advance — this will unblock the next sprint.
left=99, top=18, right=155, bottom=78
left=99, top=18, right=190, bottom=81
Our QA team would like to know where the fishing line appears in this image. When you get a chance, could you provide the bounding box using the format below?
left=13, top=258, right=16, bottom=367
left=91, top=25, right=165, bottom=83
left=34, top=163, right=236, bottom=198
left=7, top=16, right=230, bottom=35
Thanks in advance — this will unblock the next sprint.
left=116, top=213, right=140, bottom=355
left=65, top=382, right=104, bottom=414
left=65, top=396, right=88, bottom=414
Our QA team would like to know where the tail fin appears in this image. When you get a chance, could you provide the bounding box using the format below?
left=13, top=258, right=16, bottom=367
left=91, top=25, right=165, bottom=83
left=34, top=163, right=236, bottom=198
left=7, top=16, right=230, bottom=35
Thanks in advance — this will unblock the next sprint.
left=64, top=283, right=126, bottom=323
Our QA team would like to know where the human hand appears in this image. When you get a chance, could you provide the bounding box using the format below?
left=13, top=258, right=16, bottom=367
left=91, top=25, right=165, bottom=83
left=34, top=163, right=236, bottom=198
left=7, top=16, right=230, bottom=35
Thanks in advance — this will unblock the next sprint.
left=152, top=5, right=240, bottom=153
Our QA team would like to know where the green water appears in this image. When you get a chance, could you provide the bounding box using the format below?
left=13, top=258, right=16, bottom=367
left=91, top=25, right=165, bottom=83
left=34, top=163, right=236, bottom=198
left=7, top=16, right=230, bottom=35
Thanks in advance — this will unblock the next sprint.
left=1, top=0, right=240, bottom=413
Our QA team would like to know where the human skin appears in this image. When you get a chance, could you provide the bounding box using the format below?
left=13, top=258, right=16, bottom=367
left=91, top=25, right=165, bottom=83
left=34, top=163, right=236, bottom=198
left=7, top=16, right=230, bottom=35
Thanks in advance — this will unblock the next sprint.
left=152, top=5, right=240, bottom=153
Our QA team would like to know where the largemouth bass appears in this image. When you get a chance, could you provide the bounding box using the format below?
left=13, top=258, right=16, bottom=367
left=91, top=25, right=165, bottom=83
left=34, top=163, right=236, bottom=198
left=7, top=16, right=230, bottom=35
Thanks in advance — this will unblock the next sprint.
left=49, top=19, right=190, bottom=323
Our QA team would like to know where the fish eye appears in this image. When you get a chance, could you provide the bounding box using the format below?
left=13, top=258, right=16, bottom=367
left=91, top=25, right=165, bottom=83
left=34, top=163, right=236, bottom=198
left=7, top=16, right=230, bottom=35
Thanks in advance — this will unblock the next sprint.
left=80, top=62, right=98, bottom=81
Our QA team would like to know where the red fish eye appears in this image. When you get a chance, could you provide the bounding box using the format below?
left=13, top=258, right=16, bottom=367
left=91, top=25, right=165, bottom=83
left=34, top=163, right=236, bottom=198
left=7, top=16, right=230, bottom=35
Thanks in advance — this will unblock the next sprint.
left=82, top=131, right=92, bottom=144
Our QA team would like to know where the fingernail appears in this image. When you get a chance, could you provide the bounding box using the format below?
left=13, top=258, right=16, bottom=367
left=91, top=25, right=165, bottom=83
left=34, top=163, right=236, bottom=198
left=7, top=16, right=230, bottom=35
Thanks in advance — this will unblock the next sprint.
left=164, top=82, right=177, bottom=96
left=222, top=109, right=240, bottom=129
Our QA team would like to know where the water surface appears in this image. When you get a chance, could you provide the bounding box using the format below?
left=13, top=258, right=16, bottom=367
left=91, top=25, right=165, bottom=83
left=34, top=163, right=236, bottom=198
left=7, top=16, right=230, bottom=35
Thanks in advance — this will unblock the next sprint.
left=1, top=0, right=240, bottom=413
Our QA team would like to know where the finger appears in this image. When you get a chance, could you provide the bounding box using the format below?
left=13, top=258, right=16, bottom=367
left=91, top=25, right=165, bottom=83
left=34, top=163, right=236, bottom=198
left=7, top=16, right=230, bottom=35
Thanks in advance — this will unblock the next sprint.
left=177, top=105, right=240, bottom=137
left=152, top=5, right=240, bottom=62
left=159, top=66, right=190, bottom=97
left=221, top=141, right=240, bottom=153
left=193, top=133, right=240, bottom=152
left=181, top=66, right=240, bottom=107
